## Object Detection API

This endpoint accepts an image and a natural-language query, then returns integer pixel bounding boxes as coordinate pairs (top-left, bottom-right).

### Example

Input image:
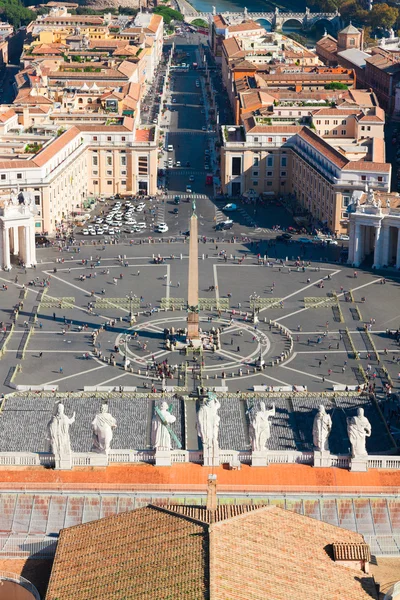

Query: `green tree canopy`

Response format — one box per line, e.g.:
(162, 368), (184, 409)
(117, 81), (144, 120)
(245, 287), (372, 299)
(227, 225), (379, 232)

(368, 3), (398, 29)
(0, 0), (35, 28)
(153, 6), (183, 24)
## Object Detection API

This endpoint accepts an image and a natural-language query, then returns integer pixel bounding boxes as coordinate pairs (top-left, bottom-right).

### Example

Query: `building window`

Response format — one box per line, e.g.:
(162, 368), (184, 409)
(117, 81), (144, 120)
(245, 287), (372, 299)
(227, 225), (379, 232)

(350, 38), (355, 46)
(107, 170), (112, 176)
(281, 157), (287, 167)
(0, 174), (5, 180)
(253, 156), (259, 167)
(342, 195), (350, 207)
(138, 156), (148, 176)
(121, 156), (127, 166)
(93, 180), (98, 185)
(35, 195), (40, 205)
(268, 137), (272, 142)
(92, 155), (98, 166)
(267, 171), (273, 177)
(107, 156), (112, 166)
(282, 138), (287, 142)
(341, 120), (347, 125)
(92, 170), (98, 175)
(333, 130), (337, 135)
(121, 170), (127, 175)
(231, 157), (241, 176)
(267, 156), (273, 167)
(93, 136), (97, 141)
(324, 130), (329, 135)
(361, 175), (366, 181)
(333, 120), (338, 125)
(17, 173), (22, 179)
(121, 180), (126, 185)
(281, 171), (287, 177)
(107, 136), (112, 141)
(122, 136), (126, 141)
(254, 137), (258, 142)
(361, 126), (365, 131)
(253, 181), (258, 186)
(267, 181), (272, 186)
(378, 176), (383, 182)
(107, 180), (112, 185)
(253, 171), (259, 177)
(341, 130), (346, 135)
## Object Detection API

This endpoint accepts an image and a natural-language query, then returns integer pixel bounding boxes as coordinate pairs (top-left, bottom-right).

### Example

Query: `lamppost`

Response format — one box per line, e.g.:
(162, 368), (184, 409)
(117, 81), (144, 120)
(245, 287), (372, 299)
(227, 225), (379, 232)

(126, 291), (135, 319)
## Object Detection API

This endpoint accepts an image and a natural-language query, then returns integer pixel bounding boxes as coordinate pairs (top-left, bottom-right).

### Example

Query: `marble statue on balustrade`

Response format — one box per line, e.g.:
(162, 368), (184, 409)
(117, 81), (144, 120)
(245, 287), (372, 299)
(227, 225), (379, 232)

(151, 401), (176, 451)
(47, 402), (75, 469)
(249, 402), (276, 452)
(92, 403), (117, 455)
(197, 392), (220, 462)
(347, 408), (371, 458)
(312, 405), (332, 453)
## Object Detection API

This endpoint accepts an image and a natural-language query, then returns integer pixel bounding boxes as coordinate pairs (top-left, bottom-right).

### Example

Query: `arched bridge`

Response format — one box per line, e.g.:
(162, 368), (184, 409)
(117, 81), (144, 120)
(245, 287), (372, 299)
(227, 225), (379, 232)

(184, 7), (342, 33)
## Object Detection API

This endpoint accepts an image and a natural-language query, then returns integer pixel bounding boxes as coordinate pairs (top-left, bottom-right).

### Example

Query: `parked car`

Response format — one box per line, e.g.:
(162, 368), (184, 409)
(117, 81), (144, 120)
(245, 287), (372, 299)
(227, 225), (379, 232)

(223, 203), (237, 212)
(276, 233), (292, 241)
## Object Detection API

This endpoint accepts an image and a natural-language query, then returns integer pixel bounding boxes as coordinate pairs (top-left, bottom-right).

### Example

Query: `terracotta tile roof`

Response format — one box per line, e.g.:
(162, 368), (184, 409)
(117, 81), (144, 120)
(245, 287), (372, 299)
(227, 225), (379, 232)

(45, 504), (377, 600)
(45, 506), (208, 600)
(313, 108), (357, 116)
(297, 127), (349, 168)
(118, 60), (138, 79)
(211, 506), (377, 600)
(213, 14), (226, 28)
(222, 37), (243, 58)
(228, 21), (262, 33)
(343, 160), (391, 172)
(42, 15), (104, 24)
(0, 108), (16, 123)
(135, 128), (153, 141)
(32, 127), (80, 167)
(359, 114), (384, 122)
(147, 14), (163, 33)
(316, 34), (338, 53)
(333, 542), (371, 562)
(166, 504), (260, 523)
(0, 159), (36, 170)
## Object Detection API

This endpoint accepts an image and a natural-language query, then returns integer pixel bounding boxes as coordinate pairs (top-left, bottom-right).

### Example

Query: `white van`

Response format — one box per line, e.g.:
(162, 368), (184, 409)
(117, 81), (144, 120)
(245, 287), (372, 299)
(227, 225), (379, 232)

(167, 144), (173, 152)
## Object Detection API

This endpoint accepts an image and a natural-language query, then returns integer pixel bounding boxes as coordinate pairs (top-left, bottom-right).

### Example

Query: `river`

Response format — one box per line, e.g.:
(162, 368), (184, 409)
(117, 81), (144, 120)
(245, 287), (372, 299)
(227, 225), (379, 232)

(189, 0), (307, 14)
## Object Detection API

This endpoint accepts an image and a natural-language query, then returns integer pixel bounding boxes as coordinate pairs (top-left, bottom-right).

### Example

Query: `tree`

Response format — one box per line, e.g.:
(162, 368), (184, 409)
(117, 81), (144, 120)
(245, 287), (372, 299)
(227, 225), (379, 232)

(0, 0), (35, 28)
(325, 81), (349, 89)
(368, 3), (399, 29)
(191, 18), (208, 28)
(153, 6), (184, 24)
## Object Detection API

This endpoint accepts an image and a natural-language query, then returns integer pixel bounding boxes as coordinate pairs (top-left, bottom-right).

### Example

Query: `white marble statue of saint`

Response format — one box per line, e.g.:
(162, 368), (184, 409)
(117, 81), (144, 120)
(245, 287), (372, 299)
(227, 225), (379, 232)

(47, 403), (75, 462)
(92, 403), (117, 455)
(347, 408), (371, 458)
(312, 405), (332, 452)
(249, 401), (275, 452)
(197, 392), (220, 452)
(151, 401), (176, 451)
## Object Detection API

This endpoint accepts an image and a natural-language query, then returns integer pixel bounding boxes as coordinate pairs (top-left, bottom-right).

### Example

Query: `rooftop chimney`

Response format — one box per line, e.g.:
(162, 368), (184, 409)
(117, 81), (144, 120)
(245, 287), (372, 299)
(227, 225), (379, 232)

(332, 542), (371, 573)
(206, 474), (217, 512)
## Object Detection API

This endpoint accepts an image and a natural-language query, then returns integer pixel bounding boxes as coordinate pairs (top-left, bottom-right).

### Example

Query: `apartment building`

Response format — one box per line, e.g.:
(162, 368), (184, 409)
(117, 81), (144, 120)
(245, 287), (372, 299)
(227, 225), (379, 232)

(0, 109), (157, 234)
(220, 29), (355, 124)
(220, 113), (390, 235)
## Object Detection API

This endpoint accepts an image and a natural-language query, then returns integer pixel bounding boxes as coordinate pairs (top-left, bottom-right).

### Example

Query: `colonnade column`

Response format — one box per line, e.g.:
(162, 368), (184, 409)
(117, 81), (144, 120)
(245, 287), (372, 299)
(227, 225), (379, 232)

(29, 224), (36, 267)
(396, 230), (400, 270)
(354, 222), (363, 266)
(24, 225), (32, 267)
(373, 224), (382, 269)
(348, 220), (355, 264)
(12, 226), (19, 256)
(2, 226), (10, 270)
(381, 225), (390, 268)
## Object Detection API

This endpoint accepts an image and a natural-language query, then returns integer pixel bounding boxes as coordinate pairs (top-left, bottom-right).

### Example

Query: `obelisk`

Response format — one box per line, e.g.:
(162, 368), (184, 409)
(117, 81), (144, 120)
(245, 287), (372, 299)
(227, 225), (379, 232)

(187, 198), (199, 340)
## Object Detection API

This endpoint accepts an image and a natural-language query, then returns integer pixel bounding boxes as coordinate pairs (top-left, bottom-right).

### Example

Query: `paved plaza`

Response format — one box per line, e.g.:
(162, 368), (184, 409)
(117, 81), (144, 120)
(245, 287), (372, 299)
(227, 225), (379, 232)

(0, 239), (399, 397)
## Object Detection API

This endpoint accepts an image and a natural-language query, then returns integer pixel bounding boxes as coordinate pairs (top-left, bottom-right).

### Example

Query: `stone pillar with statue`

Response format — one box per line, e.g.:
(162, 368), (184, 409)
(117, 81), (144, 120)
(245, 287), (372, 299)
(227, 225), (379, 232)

(197, 392), (221, 467)
(0, 191), (38, 270)
(313, 405), (333, 467)
(151, 401), (180, 466)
